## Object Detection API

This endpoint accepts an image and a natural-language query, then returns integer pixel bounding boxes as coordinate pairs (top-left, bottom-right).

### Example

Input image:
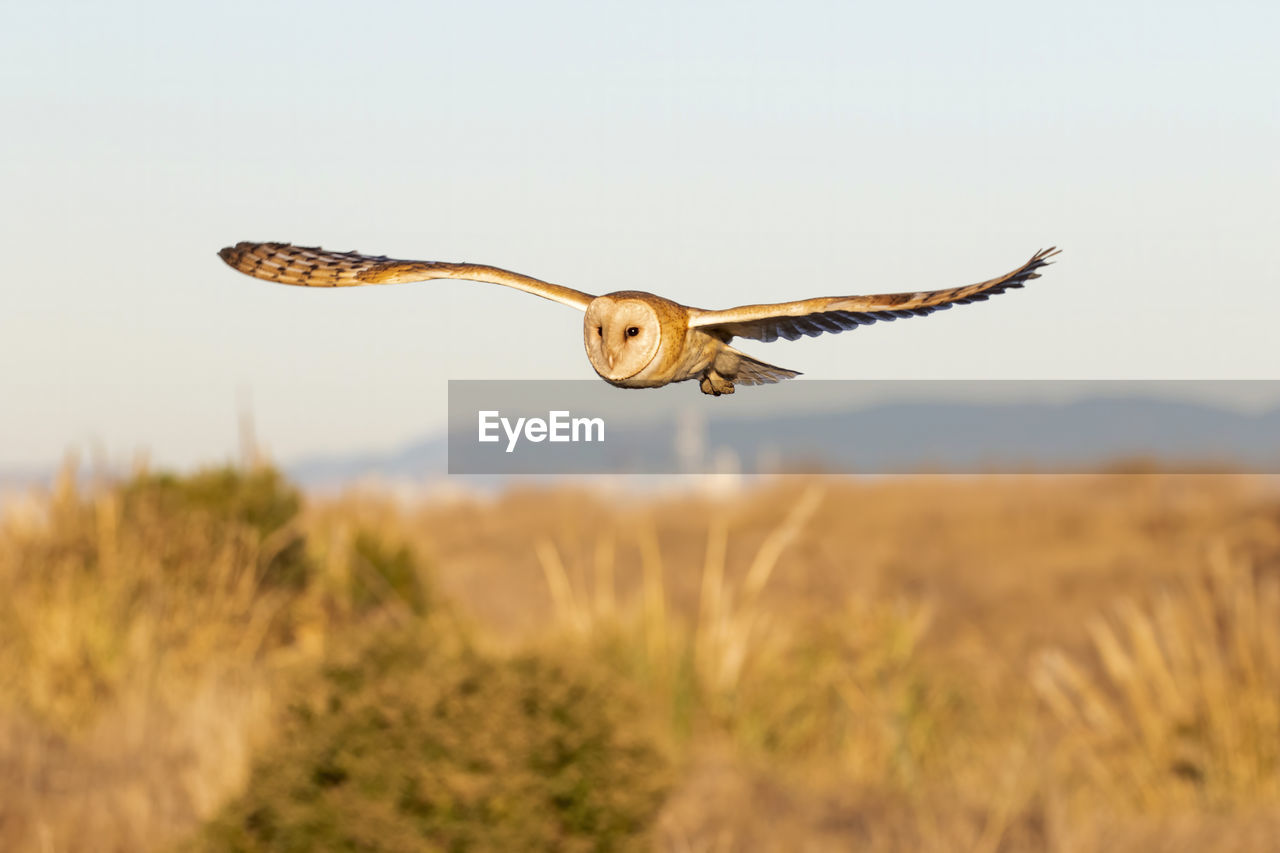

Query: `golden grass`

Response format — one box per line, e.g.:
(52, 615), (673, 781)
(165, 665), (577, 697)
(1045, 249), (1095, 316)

(409, 474), (1280, 850)
(3, 470), (1280, 850)
(0, 464), (441, 852)
(0, 471), (278, 851)
(1035, 542), (1280, 812)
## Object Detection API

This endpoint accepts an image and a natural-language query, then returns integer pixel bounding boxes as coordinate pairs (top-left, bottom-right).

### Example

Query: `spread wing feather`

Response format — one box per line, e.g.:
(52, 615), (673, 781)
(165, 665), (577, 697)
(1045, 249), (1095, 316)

(688, 248), (1060, 343)
(217, 242), (595, 311)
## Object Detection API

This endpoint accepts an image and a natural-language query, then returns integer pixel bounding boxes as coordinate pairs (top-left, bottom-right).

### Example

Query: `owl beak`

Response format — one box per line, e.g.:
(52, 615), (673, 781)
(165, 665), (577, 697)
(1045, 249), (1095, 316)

(605, 350), (615, 369)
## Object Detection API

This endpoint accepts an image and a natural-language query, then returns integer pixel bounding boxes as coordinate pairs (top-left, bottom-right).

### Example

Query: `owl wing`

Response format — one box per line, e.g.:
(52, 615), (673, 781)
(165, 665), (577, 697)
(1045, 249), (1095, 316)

(217, 242), (596, 311)
(687, 248), (1059, 343)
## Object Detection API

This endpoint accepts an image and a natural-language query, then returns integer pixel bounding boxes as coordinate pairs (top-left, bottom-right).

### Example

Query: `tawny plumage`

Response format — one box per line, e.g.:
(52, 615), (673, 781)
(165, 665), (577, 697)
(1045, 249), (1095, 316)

(218, 242), (1060, 396)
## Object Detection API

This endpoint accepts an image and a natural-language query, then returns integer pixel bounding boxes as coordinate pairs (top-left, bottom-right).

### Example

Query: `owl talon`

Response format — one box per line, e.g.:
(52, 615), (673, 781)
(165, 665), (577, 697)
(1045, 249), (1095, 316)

(700, 374), (735, 396)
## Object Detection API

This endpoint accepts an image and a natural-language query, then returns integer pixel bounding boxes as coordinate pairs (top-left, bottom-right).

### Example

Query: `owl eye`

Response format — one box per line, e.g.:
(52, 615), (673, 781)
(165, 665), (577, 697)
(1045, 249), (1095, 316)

(626, 326), (640, 337)
(597, 326), (603, 337)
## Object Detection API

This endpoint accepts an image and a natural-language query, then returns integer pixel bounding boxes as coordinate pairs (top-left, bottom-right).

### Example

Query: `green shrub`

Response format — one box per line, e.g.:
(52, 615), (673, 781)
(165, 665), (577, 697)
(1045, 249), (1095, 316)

(123, 466), (300, 535)
(123, 465), (311, 589)
(194, 631), (673, 852)
(350, 530), (432, 617)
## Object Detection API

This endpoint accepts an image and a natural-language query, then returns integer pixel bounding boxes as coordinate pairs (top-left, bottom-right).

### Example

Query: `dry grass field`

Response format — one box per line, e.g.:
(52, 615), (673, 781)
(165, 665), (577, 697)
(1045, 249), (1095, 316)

(3, 466), (1280, 851)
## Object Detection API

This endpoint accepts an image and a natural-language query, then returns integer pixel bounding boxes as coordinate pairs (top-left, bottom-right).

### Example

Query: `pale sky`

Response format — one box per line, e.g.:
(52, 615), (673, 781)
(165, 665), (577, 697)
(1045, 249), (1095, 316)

(2, 0), (1277, 470)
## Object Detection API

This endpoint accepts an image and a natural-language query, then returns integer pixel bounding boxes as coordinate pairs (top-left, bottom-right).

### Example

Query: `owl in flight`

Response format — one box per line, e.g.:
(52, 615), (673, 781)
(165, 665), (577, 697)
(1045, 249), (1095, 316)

(218, 242), (1059, 396)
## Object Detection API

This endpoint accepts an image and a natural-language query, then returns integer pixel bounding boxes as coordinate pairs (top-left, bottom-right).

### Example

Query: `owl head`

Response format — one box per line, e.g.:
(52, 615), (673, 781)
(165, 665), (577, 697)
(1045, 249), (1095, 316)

(582, 294), (665, 381)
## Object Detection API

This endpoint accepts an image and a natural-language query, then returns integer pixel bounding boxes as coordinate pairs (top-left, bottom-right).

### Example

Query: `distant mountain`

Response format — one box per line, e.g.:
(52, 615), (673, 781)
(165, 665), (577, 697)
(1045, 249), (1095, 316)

(284, 395), (1280, 485)
(287, 438), (448, 487)
(699, 397), (1280, 474)
(10, 394), (1271, 491)
(0, 466), (56, 492)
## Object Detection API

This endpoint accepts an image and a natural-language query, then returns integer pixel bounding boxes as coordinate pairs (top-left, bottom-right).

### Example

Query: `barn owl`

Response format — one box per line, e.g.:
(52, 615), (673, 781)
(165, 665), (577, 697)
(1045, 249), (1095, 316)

(218, 242), (1059, 396)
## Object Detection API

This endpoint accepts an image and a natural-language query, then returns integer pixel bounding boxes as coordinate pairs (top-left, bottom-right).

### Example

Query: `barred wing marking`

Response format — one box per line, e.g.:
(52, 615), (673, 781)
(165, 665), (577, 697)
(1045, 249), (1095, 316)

(217, 242), (595, 311)
(688, 248), (1060, 343)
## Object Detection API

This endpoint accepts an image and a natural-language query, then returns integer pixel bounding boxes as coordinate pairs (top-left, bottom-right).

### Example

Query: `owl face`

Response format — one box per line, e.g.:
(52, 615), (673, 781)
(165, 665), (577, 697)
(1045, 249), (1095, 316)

(583, 296), (663, 381)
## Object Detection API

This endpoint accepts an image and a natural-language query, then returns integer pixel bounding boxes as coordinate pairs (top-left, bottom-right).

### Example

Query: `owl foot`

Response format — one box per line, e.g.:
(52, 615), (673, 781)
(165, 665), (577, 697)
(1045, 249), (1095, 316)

(699, 373), (736, 396)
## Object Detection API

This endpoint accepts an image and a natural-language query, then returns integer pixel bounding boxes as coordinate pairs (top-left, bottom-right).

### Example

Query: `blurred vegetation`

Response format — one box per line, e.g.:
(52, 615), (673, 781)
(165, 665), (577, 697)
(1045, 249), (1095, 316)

(0, 464), (672, 853)
(1035, 544), (1280, 810)
(349, 530), (432, 618)
(195, 631), (671, 852)
(122, 465), (311, 590)
(3, 469), (1280, 851)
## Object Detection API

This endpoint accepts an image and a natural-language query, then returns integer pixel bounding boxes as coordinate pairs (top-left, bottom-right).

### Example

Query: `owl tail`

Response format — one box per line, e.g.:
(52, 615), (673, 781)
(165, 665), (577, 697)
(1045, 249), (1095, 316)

(714, 345), (802, 386)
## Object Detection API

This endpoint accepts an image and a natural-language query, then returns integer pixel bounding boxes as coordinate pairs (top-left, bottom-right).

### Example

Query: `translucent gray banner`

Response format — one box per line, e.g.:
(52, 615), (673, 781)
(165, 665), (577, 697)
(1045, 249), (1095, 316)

(447, 380), (1280, 475)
